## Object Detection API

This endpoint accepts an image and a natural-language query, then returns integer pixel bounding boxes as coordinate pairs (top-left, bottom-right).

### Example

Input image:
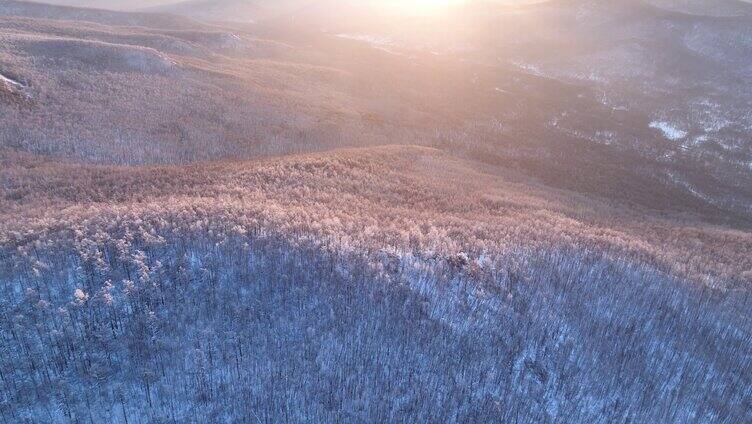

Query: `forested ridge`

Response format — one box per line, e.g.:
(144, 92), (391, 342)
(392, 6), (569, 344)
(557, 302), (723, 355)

(2, 146), (751, 422)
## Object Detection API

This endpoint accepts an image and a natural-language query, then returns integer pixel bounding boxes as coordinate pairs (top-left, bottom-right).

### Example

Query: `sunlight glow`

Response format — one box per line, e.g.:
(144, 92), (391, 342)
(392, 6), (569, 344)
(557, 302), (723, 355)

(379, 0), (538, 16)
(383, 0), (469, 15)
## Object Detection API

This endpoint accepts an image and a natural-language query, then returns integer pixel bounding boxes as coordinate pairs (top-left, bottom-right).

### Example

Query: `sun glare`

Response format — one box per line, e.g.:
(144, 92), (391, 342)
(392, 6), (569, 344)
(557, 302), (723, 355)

(384, 0), (468, 15)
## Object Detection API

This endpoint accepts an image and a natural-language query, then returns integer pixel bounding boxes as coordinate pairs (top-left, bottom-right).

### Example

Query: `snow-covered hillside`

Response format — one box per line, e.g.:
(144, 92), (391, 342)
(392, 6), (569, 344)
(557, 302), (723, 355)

(1, 1), (752, 422)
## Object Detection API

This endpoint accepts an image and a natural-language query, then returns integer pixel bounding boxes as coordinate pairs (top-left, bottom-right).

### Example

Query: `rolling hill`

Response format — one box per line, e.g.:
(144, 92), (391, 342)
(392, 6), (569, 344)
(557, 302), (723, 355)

(2, 145), (751, 422)
(2, 0), (751, 221)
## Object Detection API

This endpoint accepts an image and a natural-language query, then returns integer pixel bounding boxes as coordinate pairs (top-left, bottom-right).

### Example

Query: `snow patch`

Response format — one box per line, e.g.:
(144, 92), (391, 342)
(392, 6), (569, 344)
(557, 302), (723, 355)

(335, 33), (403, 56)
(0, 72), (24, 89)
(512, 61), (544, 77)
(336, 34), (389, 44)
(650, 121), (687, 141)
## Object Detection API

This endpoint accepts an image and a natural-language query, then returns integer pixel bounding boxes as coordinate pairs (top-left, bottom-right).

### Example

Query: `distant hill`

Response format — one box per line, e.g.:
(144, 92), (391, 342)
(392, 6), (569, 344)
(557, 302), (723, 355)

(644, 0), (752, 16)
(2, 0), (751, 221)
(0, 0), (204, 28)
(18, 0), (177, 10)
(147, 0), (312, 23)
